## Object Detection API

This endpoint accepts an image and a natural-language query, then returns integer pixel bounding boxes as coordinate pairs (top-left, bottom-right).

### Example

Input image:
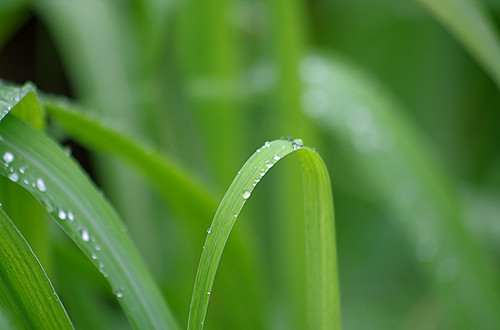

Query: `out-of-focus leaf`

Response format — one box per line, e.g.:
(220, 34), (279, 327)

(413, 0), (500, 89)
(300, 53), (500, 328)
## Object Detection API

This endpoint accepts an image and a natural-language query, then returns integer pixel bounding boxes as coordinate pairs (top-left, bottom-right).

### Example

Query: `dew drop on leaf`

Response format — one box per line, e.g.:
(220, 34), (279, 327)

(3, 151), (14, 164)
(8, 172), (19, 182)
(36, 178), (47, 192)
(57, 208), (67, 220)
(242, 190), (251, 199)
(81, 228), (90, 242)
(292, 138), (304, 150)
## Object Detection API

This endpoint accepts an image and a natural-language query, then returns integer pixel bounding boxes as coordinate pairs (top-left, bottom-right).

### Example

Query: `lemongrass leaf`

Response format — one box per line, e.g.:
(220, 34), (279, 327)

(0, 207), (73, 329)
(0, 114), (178, 329)
(188, 139), (340, 330)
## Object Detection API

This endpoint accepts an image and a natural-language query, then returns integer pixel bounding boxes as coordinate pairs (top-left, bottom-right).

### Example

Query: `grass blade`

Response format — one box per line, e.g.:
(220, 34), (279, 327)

(188, 139), (340, 330)
(0, 114), (178, 329)
(413, 0), (500, 89)
(0, 82), (51, 270)
(0, 207), (73, 329)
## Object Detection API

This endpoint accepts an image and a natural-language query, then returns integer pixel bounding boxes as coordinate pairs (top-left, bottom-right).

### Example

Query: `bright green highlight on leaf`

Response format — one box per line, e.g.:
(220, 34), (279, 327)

(188, 139), (340, 330)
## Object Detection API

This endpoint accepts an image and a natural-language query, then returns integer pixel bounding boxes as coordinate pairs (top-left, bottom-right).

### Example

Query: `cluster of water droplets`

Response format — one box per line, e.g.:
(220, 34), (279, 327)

(202, 138), (309, 303)
(0, 148), (111, 282)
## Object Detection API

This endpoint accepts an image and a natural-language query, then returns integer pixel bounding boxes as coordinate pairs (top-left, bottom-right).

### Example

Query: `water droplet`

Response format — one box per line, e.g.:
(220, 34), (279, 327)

(264, 141), (271, 148)
(95, 245), (101, 251)
(8, 172), (19, 182)
(114, 290), (123, 298)
(3, 152), (14, 164)
(92, 253), (97, 260)
(242, 190), (251, 199)
(255, 177), (260, 183)
(19, 167), (25, 174)
(273, 154), (280, 161)
(207, 291), (211, 295)
(81, 228), (90, 242)
(292, 139), (304, 150)
(36, 178), (47, 192)
(67, 211), (74, 221)
(256, 148), (261, 153)
(57, 208), (67, 220)
(259, 169), (266, 176)
(63, 146), (72, 157)
(265, 161), (273, 169)
(207, 228), (212, 234)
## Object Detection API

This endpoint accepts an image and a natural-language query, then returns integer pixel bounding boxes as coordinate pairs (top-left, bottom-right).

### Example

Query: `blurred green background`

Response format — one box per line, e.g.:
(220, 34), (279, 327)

(0, 0), (499, 329)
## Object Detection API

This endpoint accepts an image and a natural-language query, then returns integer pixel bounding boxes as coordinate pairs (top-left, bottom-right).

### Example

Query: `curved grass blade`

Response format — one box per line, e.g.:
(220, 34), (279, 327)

(0, 207), (73, 329)
(0, 115), (178, 329)
(188, 139), (340, 330)
(413, 0), (500, 89)
(300, 53), (500, 327)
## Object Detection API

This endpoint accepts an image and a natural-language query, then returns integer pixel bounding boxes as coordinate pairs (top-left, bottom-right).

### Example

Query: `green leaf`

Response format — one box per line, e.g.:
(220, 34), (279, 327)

(0, 207), (73, 329)
(0, 115), (179, 329)
(413, 0), (500, 89)
(188, 139), (340, 330)
(0, 82), (51, 270)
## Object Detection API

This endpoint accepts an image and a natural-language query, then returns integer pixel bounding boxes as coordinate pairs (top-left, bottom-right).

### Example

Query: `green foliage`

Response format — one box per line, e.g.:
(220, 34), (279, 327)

(0, 0), (499, 329)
